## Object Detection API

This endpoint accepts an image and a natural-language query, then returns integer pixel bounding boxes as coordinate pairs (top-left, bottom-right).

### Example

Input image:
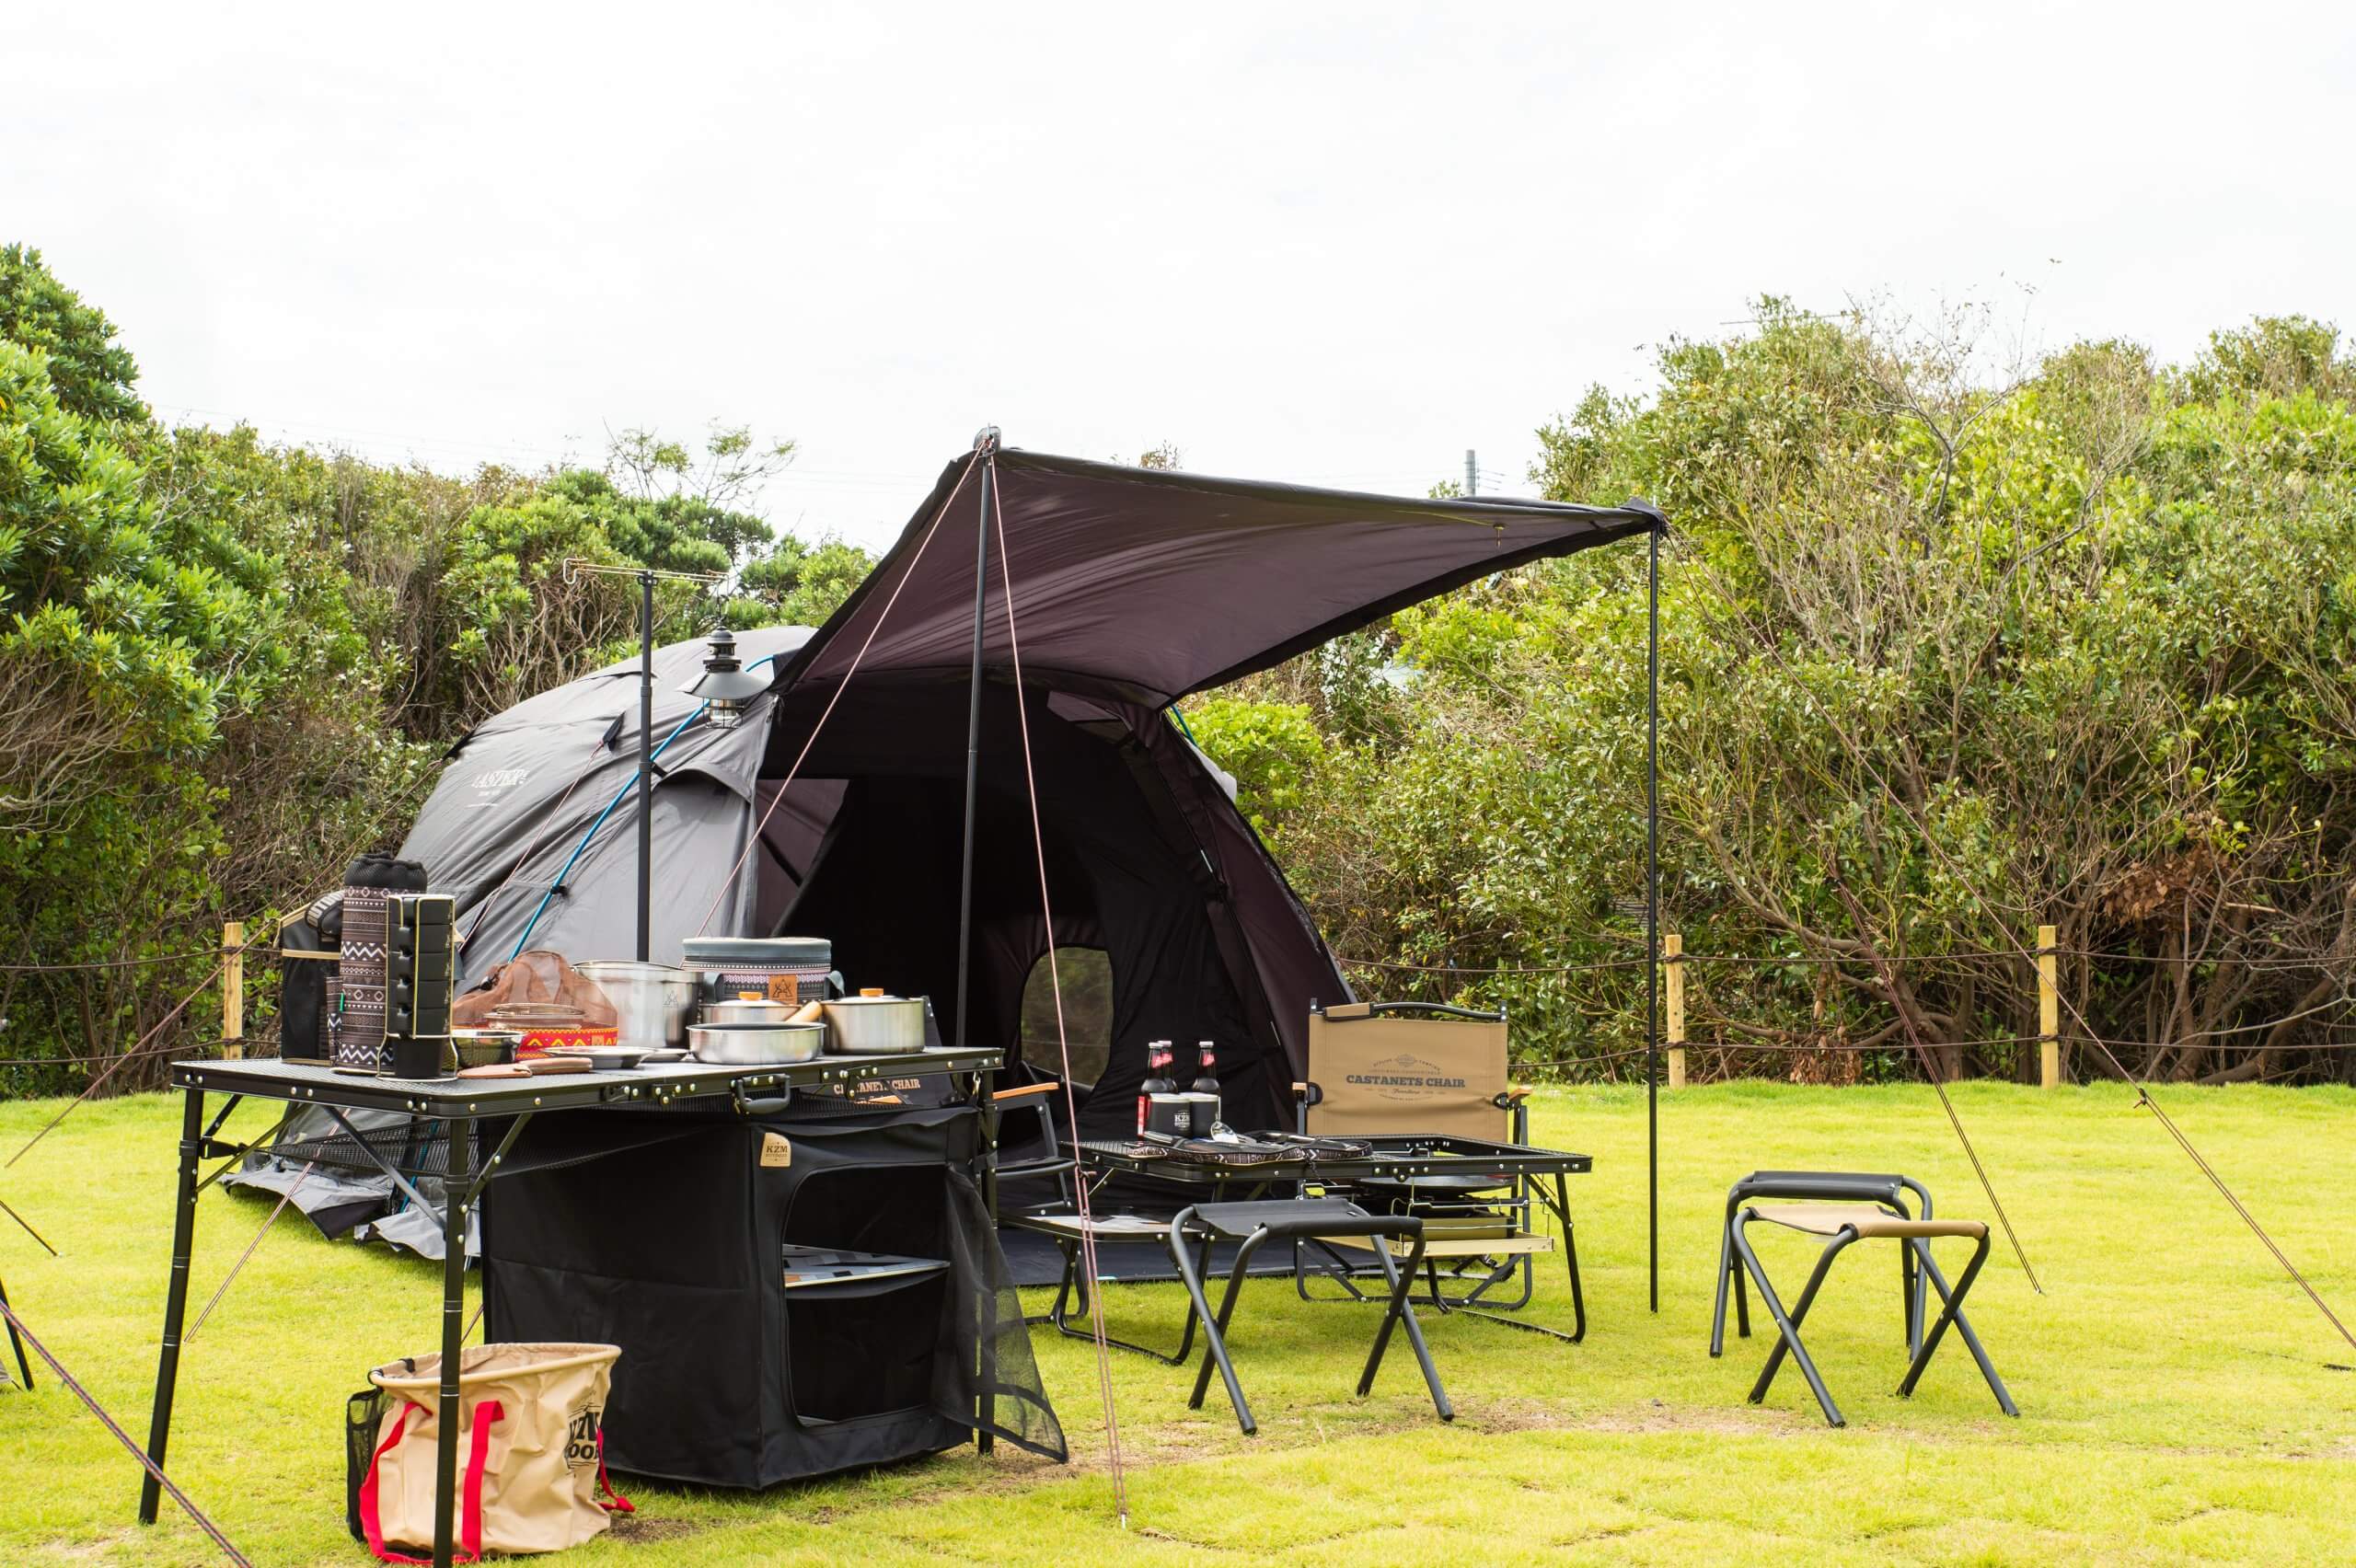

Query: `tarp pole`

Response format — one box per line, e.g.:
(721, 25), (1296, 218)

(1644, 506), (1663, 1313)
(954, 428), (1000, 1050)
(636, 569), (655, 963)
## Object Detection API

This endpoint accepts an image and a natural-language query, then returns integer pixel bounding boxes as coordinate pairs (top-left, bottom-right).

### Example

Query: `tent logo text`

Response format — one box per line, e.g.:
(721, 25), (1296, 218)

(470, 767), (530, 791)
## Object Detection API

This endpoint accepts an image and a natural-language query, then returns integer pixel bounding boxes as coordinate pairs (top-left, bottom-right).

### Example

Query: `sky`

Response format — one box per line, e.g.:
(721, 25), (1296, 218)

(8, 2), (2355, 550)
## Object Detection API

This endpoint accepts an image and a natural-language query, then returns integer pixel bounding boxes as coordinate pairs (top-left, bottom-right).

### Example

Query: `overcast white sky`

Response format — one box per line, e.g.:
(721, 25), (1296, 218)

(9, 3), (2354, 549)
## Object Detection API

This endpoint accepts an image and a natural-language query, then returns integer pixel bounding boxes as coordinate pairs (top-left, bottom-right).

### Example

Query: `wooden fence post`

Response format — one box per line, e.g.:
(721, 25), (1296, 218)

(2036, 923), (2058, 1089)
(222, 920), (245, 1062)
(1665, 931), (1686, 1090)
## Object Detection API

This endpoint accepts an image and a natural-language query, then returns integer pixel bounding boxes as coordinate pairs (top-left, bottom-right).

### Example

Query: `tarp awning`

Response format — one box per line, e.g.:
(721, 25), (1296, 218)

(779, 447), (1657, 706)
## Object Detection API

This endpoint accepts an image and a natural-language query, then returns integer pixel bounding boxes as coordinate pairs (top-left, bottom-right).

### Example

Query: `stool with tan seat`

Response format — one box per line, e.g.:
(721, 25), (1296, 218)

(1720, 1170), (2018, 1427)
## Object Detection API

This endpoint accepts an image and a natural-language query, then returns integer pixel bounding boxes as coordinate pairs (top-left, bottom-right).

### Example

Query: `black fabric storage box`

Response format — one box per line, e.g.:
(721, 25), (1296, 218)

(480, 1098), (1061, 1489)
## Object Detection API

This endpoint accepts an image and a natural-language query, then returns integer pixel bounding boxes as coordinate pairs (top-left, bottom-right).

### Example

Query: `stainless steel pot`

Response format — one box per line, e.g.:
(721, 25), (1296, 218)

(821, 991), (928, 1055)
(687, 1021), (827, 1064)
(576, 961), (699, 1051)
(702, 997), (803, 1026)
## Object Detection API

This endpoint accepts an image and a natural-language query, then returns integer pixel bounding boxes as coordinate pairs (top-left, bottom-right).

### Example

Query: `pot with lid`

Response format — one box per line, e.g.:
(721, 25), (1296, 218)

(681, 936), (834, 1007)
(821, 990), (929, 1055)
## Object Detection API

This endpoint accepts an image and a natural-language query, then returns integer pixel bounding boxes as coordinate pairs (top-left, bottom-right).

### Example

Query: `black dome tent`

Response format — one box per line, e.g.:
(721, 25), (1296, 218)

(397, 444), (1659, 1144)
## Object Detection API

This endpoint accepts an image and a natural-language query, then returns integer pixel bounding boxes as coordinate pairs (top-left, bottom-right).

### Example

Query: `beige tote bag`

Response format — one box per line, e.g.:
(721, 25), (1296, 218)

(360, 1342), (629, 1562)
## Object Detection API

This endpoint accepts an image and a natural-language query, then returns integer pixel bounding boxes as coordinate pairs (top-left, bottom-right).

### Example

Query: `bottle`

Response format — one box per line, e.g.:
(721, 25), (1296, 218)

(1138, 1042), (1174, 1133)
(1191, 1041), (1221, 1130)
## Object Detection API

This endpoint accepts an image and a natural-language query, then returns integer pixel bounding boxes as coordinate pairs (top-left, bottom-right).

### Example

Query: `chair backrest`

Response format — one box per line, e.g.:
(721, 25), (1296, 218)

(1303, 1002), (1507, 1138)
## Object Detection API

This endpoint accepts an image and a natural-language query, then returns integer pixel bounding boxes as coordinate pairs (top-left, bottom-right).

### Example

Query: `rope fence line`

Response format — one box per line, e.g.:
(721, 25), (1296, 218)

(0, 940), (279, 975)
(1339, 947), (2353, 975)
(8, 940), (2341, 979)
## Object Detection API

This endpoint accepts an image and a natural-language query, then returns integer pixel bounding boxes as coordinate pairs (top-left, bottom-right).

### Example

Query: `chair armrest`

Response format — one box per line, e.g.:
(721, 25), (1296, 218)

(1502, 1086), (1532, 1101)
(992, 1081), (1061, 1103)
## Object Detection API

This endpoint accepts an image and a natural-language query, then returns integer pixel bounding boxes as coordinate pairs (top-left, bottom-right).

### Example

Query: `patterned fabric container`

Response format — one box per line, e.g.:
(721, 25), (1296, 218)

(335, 887), (392, 1073)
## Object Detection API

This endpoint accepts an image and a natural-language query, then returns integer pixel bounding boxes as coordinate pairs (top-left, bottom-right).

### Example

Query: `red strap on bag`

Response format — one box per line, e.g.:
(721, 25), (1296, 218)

(358, 1398), (503, 1564)
(595, 1426), (634, 1514)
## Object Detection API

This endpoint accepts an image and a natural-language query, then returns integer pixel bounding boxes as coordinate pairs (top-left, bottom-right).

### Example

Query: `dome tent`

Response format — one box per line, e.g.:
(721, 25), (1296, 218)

(234, 444), (1658, 1249)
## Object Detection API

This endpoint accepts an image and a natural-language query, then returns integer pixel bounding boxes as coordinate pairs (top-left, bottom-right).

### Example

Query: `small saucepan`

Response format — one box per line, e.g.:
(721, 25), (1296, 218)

(821, 990), (929, 1055)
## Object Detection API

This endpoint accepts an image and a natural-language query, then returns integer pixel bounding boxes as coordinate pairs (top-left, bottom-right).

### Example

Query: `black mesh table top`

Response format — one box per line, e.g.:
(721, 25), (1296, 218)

(175, 1049), (1000, 1117)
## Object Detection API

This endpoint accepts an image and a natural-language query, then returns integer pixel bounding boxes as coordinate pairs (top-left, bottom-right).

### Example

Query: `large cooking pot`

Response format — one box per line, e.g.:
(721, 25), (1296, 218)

(576, 961), (699, 1051)
(821, 991), (928, 1055)
(687, 1021), (827, 1064)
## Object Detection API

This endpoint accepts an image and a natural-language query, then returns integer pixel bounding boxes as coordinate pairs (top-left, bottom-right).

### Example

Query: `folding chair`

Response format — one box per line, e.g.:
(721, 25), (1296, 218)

(1717, 1171), (2018, 1427)
(1293, 1000), (1584, 1341)
(989, 1078), (1077, 1216)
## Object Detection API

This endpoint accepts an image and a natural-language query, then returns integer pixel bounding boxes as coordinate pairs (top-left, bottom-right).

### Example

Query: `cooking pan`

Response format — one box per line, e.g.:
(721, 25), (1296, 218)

(687, 1021), (827, 1065)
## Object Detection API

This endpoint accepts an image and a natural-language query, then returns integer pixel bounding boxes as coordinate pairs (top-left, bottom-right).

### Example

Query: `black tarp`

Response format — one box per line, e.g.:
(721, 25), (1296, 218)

(393, 449), (1653, 1113)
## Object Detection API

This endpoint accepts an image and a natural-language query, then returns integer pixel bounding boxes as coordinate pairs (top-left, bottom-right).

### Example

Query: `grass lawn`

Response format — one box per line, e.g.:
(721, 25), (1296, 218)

(0, 1081), (2352, 1564)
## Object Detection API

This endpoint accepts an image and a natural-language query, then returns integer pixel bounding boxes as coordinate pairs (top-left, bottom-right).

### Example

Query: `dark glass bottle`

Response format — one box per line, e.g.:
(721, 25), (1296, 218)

(1191, 1041), (1220, 1099)
(1138, 1041), (1174, 1133)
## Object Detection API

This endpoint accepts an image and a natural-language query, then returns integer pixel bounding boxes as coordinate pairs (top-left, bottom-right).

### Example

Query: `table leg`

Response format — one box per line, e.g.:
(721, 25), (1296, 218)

(977, 1066), (997, 1457)
(431, 1117), (472, 1568)
(139, 1087), (204, 1525)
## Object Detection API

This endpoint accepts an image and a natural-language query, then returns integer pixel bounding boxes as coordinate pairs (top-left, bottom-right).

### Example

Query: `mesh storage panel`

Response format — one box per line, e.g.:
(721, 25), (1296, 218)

(344, 1385), (388, 1542)
(937, 1170), (1066, 1462)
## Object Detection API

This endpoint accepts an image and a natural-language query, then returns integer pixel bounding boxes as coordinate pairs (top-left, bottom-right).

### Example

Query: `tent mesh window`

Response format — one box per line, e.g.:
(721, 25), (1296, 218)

(1018, 946), (1113, 1087)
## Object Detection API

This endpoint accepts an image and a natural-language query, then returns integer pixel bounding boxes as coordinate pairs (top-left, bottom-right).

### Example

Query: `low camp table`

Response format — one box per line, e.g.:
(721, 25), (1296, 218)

(1078, 1134), (1594, 1339)
(139, 1051), (999, 1568)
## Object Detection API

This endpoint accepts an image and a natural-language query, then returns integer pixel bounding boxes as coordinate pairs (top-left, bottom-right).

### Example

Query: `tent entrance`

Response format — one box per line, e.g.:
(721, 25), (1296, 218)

(753, 680), (1287, 1136)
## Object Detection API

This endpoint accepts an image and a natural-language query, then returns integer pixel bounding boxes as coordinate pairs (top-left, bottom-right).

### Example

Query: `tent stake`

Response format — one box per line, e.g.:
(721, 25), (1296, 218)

(954, 428), (999, 1054)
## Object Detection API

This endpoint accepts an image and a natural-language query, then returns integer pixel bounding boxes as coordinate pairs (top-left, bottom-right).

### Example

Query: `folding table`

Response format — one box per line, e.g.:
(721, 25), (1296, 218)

(1168, 1197), (1447, 1435)
(140, 1050), (999, 1568)
(1080, 1133), (1592, 1338)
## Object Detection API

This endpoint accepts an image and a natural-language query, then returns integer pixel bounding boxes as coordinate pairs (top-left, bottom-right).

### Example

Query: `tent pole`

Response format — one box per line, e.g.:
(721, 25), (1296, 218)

(1645, 510), (1662, 1314)
(954, 429), (999, 1051)
(636, 569), (654, 963)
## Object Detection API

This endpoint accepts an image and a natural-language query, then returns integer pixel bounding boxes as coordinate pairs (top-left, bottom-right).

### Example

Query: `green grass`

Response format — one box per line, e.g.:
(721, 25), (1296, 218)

(1, 1082), (2352, 1564)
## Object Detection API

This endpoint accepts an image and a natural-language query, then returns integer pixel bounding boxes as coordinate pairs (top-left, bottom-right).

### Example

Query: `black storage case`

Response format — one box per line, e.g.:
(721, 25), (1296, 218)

(480, 1097), (1062, 1489)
